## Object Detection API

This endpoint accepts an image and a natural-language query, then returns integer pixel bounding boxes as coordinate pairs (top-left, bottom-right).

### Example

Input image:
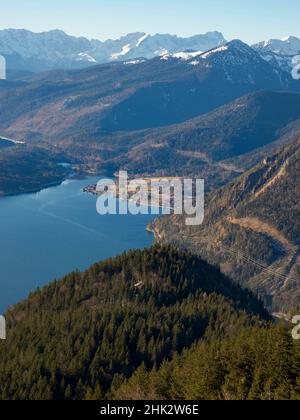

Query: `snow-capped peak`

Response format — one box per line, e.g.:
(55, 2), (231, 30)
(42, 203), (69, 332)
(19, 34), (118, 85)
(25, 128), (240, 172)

(200, 45), (228, 59)
(253, 36), (300, 56)
(160, 50), (204, 61)
(108, 31), (226, 63)
(110, 44), (132, 60)
(0, 28), (226, 72)
(123, 59), (146, 65)
(252, 35), (300, 72)
(281, 35), (300, 43)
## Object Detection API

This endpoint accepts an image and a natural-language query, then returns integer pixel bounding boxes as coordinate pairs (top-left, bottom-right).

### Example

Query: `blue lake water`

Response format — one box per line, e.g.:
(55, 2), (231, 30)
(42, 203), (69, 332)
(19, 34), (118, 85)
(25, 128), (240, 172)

(0, 177), (154, 312)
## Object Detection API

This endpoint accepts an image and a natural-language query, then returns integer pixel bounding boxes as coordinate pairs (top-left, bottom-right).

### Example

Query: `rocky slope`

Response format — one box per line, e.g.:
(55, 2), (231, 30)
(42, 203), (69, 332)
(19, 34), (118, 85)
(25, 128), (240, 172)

(253, 36), (300, 72)
(153, 136), (300, 312)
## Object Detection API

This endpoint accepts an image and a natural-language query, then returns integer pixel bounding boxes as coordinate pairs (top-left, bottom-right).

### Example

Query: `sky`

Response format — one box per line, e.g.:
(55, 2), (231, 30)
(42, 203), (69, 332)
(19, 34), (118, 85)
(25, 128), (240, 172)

(0, 0), (299, 44)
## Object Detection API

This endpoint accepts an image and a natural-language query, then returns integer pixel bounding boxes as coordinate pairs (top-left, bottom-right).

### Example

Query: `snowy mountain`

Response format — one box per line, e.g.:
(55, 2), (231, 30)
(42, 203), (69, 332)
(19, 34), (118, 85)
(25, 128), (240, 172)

(112, 31), (226, 60)
(162, 40), (265, 68)
(0, 29), (226, 73)
(253, 36), (300, 72)
(2, 28), (299, 77)
(1, 39), (297, 140)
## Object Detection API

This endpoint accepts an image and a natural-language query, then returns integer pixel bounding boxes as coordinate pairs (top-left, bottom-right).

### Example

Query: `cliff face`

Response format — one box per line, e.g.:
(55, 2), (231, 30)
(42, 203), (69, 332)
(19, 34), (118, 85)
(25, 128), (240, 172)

(154, 137), (300, 312)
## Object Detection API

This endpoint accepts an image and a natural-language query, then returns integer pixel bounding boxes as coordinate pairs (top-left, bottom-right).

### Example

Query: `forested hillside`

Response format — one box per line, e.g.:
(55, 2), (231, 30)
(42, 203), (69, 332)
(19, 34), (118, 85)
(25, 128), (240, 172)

(154, 136), (300, 311)
(116, 325), (300, 400)
(0, 145), (69, 196)
(97, 91), (300, 190)
(0, 246), (268, 400)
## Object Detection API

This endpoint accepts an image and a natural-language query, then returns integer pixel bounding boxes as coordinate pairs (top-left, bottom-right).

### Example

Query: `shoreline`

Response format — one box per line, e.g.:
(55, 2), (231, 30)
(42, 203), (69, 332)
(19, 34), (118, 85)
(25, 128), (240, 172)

(0, 174), (155, 313)
(0, 169), (111, 199)
(0, 178), (67, 199)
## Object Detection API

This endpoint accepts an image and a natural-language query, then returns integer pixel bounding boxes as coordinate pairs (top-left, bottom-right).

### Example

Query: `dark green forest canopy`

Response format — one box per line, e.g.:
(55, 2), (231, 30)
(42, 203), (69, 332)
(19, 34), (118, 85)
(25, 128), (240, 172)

(0, 245), (268, 400)
(116, 324), (300, 401)
(0, 145), (69, 196)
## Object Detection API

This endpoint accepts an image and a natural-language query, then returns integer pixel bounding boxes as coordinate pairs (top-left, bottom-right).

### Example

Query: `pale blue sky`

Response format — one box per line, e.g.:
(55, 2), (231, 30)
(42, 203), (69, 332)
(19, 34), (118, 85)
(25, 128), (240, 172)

(0, 0), (299, 44)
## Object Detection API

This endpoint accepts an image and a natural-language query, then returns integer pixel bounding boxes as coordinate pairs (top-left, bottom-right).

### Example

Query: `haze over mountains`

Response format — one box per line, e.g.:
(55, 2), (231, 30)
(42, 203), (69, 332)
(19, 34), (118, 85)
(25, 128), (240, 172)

(0, 29), (225, 73)
(0, 28), (300, 75)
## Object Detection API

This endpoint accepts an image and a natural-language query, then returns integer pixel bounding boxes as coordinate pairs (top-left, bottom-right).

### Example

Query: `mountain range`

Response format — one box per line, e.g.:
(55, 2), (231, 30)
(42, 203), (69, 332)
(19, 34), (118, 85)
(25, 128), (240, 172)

(1, 39), (300, 196)
(253, 36), (300, 72)
(0, 40), (297, 139)
(0, 29), (225, 74)
(1, 29), (300, 76)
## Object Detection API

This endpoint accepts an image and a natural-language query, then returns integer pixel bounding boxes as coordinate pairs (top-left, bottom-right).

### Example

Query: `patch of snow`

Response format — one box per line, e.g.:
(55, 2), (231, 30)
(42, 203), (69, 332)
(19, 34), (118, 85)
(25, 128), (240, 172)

(77, 52), (97, 63)
(136, 33), (149, 47)
(201, 45), (228, 59)
(111, 44), (131, 60)
(254, 36), (300, 56)
(172, 51), (203, 60)
(253, 36), (300, 71)
(189, 60), (200, 66)
(160, 50), (203, 62)
(281, 35), (292, 42)
(157, 49), (169, 56)
(123, 59), (146, 65)
(0, 136), (25, 145)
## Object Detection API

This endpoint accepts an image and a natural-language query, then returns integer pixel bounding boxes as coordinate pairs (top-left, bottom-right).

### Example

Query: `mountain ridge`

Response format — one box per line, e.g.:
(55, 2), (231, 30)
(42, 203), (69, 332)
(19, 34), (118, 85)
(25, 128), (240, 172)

(153, 136), (300, 311)
(0, 40), (297, 140)
(0, 245), (268, 400)
(1, 28), (300, 75)
(62, 90), (300, 191)
(253, 35), (300, 72)
(0, 28), (226, 73)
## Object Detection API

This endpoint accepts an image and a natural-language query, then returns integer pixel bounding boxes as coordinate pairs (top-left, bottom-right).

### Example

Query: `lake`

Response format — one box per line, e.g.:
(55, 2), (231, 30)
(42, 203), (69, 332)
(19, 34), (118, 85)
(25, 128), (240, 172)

(0, 177), (154, 312)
